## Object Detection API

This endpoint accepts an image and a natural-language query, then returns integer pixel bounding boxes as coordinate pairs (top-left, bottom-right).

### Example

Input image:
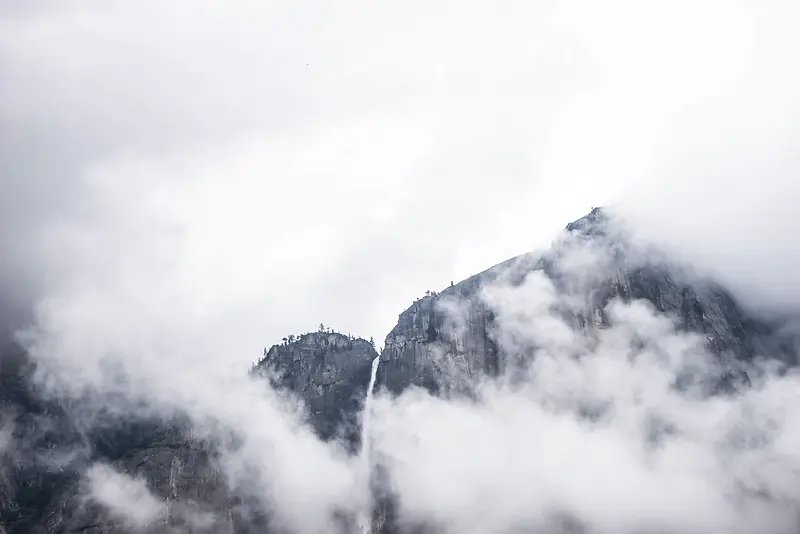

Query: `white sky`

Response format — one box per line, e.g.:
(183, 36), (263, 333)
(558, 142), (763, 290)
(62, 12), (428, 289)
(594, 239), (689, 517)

(5, 4), (800, 532)
(2, 1), (799, 358)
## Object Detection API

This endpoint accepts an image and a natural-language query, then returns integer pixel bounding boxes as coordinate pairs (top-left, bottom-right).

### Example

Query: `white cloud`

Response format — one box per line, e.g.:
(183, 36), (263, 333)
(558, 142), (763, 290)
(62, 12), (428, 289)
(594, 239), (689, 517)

(370, 253), (800, 534)
(3, 1), (799, 338)
(86, 463), (164, 529)
(2, 2), (800, 533)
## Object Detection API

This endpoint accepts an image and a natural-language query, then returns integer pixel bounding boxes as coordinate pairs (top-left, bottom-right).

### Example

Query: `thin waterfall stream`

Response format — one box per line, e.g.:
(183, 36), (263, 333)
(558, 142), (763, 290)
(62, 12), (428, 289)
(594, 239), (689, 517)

(356, 355), (381, 534)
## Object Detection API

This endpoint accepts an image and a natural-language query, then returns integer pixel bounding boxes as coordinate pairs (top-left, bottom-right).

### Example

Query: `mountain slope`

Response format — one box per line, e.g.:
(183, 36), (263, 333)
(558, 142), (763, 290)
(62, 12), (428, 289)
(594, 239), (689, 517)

(377, 208), (790, 397)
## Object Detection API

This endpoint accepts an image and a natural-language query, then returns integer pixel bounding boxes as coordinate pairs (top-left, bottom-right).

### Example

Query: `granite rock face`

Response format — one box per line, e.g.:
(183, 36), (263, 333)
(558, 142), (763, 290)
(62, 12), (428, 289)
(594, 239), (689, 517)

(0, 340), (84, 534)
(45, 422), (249, 534)
(254, 331), (378, 443)
(377, 207), (792, 396)
(0, 356), (241, 534)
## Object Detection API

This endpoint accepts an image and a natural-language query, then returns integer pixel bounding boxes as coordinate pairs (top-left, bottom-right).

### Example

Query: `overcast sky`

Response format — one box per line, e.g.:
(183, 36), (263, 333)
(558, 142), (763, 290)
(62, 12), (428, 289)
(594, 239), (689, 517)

(5, 3), (800, 532)
(2, 0), (799, 353)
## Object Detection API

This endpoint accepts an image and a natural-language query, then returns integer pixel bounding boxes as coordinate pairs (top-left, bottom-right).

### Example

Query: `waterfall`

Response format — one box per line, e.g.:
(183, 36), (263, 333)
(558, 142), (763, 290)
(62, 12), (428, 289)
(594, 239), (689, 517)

(357, 355), (381, 534)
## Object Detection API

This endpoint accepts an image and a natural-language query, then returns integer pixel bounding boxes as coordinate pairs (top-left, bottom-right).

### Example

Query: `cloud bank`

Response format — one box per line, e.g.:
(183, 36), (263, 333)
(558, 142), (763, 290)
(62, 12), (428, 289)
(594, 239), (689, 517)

(1, 1), (799, 533)
(17, 220), (800, 533)
(372, 264), (800, 534)
(2, 1), (797, 340)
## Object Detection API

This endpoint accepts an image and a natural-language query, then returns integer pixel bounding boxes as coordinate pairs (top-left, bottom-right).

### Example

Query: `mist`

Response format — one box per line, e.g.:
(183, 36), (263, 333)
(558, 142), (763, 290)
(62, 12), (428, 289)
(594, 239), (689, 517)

(371, 261), (800, 533)
(21, 220), (800, 533)
(2, 1), (800, 533)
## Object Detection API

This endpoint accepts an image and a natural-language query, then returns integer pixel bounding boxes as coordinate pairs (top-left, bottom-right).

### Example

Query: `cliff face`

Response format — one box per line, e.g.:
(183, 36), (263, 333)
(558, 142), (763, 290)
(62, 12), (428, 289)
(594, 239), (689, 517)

(49, 421), (252, 534)
(0, 340), (84, 534)
(377, 208), (791, 396)
(378, 262), (510, 395)
(0, 362), (241, 534)
(254, 331), (378, 443)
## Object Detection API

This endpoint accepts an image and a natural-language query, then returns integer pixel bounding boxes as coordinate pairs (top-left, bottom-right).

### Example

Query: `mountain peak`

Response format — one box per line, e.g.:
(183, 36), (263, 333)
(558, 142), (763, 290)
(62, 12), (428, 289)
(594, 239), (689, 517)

(564, 206), (609, 235)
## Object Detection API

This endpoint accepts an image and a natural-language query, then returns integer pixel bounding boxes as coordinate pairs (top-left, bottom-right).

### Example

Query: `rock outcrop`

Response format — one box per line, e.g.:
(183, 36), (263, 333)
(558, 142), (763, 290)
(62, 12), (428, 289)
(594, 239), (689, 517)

(253, 331), (378, 443)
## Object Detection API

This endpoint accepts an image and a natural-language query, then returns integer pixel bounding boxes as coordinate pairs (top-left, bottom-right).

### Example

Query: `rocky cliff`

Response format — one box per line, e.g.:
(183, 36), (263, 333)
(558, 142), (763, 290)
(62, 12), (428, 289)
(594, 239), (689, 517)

(253, 331), (378, 444)
(377, 208), (792, 397)
(0, 350), (242, 533)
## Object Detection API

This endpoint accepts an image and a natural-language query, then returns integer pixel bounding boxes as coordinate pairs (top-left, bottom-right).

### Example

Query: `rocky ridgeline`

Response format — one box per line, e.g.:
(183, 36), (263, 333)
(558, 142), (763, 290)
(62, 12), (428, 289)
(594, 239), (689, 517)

(377, 208), (790, 402)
